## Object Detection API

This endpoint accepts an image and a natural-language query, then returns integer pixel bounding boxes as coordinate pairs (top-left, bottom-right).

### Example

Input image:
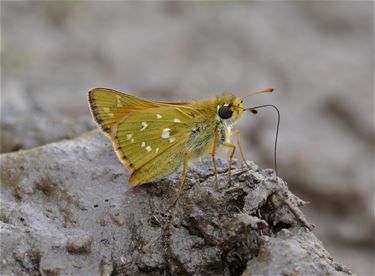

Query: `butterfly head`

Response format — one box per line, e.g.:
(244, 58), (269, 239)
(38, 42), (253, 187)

(216, 94), (244, 123)
(216, 88), (274, 123)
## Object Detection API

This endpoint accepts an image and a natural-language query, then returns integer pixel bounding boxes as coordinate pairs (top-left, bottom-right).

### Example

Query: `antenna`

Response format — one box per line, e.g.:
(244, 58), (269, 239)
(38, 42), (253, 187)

(241, 87), (274, 101)
(245, 104), (280, 178)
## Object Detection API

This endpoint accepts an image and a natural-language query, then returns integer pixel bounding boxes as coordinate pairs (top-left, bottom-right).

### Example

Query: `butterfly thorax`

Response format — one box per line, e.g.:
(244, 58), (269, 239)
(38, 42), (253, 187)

(186, 94), (244, 157)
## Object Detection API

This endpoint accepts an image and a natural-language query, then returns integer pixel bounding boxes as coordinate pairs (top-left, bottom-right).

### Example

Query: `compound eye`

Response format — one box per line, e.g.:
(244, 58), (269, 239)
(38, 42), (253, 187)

(218, 105), (233, 119)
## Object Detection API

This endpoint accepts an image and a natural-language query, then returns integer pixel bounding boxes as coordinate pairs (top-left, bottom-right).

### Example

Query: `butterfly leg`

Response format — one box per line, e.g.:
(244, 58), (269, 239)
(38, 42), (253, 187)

(232, 130), (251, 169)
(222, 142), (236, 185)
(211, 130), (219, 189)
(172, 152), (189, 205)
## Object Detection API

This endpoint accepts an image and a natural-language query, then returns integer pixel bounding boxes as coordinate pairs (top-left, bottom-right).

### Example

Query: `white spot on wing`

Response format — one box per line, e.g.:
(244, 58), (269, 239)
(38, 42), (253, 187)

(169, 137), (176, 143)
(130, 138), (134, 143)
(156, 114), (162, 119)
(140, 122), (148, 131)
(156, 148), (159, 153)
(141, 142), (145, 148)
(173, 118), (181, 123)
(162, 128), (170, 138)
(146, 146), (152, 152)
(126, 134), (132, 140)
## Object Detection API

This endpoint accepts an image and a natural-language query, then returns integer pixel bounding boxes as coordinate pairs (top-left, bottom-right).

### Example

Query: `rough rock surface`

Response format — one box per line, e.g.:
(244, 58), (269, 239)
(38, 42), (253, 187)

(0, 130), (351, 275)
(0, 113), (95, 153)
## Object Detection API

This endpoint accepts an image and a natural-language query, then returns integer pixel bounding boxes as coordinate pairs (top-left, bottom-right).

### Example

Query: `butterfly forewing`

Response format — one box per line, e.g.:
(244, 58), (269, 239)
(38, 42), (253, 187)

(88, 88), (160, 134)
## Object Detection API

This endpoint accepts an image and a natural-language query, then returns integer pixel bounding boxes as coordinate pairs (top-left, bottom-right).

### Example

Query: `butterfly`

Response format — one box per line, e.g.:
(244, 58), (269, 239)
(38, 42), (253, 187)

(88, 87), (277, 203)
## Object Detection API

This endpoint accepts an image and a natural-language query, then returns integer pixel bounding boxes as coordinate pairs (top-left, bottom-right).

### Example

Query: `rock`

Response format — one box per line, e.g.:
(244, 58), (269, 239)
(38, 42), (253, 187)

(0, 81), (96, 154)
(66, 232), (92, 253)
(100, 255), (114, 276)
(0, 130), (351, 275)
(0, 113), (95, 153)
(243, 228), (352, 276)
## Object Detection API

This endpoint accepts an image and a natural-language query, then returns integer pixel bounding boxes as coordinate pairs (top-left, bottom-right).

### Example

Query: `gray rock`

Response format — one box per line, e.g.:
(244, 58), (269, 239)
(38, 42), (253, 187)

(0, 130), (351, 275)
(243, 228), (351, 276)
(0, 113), (95, 153)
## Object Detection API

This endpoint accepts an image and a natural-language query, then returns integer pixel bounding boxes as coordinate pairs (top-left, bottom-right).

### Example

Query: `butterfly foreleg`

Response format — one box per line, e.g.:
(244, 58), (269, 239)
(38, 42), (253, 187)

(172, 152), (189, 205)
(232, 130), (251, 169)
(211, 130), (219, 189)
(222, 142), (236, 186)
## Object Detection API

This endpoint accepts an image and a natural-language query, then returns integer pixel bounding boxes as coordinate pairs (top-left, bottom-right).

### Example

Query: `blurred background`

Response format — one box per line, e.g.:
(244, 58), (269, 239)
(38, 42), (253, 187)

(1, 1), (374, 274)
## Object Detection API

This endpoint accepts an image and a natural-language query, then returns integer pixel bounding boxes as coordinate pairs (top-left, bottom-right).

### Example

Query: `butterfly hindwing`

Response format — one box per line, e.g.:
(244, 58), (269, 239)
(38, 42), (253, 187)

(114, 107), (192, 185)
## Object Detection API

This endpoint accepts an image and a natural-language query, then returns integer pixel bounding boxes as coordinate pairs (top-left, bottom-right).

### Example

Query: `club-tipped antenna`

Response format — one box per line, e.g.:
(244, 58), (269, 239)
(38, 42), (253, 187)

(241, 87), (274, 101)
(245, 104), (280, 178)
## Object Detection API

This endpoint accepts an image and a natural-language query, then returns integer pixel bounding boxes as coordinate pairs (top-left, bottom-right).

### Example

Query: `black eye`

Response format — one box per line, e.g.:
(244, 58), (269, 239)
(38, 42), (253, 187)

(218, 105), (233, 119)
